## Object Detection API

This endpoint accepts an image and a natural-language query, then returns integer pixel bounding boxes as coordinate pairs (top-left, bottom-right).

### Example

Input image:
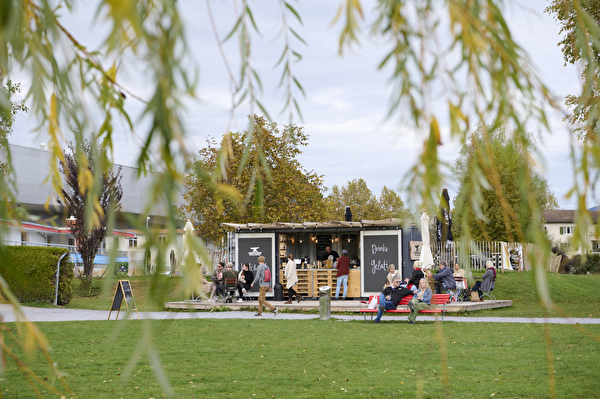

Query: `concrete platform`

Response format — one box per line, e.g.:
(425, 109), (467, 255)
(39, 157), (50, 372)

(164, 298), (512, 313)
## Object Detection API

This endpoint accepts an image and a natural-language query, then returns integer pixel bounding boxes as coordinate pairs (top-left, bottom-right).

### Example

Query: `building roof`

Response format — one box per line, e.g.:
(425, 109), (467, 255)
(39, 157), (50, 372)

(4, 143), (180, 218)
(222, 218), (409, 231)
(543, 210), (600, 223)
(1, 220), (136, 237)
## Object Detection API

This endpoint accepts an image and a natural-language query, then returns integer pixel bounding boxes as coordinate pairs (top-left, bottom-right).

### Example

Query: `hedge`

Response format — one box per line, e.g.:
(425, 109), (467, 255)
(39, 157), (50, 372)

(564, 254), (600, 275)
(0, 246), (73, 305)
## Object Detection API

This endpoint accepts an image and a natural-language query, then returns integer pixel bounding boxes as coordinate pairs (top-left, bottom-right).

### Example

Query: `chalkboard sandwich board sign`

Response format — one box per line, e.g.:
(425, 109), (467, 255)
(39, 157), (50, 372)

(108, 280), (140, 320)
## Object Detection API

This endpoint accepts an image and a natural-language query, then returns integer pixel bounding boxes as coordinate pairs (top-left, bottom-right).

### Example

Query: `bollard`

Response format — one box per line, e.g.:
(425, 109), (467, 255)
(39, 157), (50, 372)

(318, 286), (331, 320)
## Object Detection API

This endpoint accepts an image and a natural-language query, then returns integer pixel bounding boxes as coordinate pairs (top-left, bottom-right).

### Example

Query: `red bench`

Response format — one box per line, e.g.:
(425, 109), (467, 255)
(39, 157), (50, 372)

(359, 294), (451, 322)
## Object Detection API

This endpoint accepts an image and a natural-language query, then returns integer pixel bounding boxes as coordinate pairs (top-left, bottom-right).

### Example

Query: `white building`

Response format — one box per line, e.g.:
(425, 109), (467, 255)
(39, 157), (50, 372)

(543, 210), (600, 253)
(2, 144), (187, 275)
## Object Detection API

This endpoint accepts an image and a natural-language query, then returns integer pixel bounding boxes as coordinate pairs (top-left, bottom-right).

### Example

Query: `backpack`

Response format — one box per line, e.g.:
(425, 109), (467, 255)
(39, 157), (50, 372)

(263, 266), (271, 282)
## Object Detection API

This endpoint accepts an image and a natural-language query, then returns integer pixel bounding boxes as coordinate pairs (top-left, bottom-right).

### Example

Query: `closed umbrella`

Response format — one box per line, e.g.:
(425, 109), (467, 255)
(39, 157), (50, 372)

(419, 212), (434, 270)
(182, 219), (201, 299)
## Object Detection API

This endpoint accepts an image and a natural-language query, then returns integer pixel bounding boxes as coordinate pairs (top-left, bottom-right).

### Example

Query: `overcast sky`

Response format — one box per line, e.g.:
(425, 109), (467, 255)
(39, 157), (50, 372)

(8, 0), (588, 211)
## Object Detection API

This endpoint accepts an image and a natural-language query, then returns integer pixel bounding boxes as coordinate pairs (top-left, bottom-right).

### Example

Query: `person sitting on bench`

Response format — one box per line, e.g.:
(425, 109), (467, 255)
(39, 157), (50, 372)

(405, 260), (425, 292)
(408, 278), (432, 324)
(374, 276), (412, 324)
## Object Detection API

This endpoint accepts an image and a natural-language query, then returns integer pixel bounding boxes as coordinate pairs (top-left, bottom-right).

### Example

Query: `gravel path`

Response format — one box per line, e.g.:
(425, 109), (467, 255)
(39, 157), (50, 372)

(2, 304), (600, 324)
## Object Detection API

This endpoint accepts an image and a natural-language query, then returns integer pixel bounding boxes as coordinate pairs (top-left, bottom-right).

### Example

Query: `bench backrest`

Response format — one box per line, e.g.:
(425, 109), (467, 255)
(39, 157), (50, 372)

(366, 293), (451, 306)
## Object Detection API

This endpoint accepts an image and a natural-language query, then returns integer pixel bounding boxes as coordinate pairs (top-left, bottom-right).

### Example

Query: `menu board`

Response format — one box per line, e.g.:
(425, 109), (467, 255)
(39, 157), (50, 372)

(236, 233), (275, 295)
(361, 232), (401, 295)
(108, 280), (140, 320)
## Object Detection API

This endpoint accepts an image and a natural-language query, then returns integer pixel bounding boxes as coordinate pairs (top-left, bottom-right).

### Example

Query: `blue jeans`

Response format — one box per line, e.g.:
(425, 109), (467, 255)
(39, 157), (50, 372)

(335, 275), (348, 298)
(375, 293), (397, 322)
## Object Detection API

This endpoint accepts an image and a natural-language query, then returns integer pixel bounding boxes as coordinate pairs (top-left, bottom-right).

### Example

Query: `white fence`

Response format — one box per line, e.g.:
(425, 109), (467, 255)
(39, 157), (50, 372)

(430, 241), (561, 272)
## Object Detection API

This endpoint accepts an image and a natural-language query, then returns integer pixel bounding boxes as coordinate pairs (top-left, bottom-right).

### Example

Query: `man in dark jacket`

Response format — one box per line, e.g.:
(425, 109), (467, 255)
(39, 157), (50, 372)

(431, 261), (456, 294)
(374, 276), (412, 323)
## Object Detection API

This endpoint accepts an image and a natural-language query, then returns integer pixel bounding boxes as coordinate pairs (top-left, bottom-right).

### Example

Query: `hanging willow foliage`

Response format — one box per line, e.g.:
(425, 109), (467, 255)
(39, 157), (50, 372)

(1, 0), (600, 396)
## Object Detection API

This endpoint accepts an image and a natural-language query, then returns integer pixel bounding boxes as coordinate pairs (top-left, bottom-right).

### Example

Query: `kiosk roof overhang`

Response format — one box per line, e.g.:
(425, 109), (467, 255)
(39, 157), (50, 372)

(221, 218), (407, 231)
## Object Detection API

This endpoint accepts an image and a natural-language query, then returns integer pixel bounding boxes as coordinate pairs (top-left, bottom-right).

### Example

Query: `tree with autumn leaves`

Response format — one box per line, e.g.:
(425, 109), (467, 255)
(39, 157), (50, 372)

(183, 115), (328, 244)
(324, 179), (410, 221)
(57, 138), (123, 283)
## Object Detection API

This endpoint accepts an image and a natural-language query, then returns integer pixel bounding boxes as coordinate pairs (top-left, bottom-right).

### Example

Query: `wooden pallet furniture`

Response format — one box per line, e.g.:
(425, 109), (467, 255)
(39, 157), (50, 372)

(279, 269), (361, 298)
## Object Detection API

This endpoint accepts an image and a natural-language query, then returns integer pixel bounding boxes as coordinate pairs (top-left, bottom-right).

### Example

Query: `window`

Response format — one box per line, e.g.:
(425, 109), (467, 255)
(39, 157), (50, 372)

(129, 236), (137, 247)
(158, 236), (167, 245)
(559, 226), (573, 235)
(68, 237), (75, 246)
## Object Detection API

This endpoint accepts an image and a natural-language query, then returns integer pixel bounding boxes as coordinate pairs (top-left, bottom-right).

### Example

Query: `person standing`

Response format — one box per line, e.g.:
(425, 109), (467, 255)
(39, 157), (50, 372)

(322, 245), (339, 267)
(335, 249), (350, 300)
(250, 256), (277, 317)
(407, 278), (432, 324)
(284, 254), (301, 303)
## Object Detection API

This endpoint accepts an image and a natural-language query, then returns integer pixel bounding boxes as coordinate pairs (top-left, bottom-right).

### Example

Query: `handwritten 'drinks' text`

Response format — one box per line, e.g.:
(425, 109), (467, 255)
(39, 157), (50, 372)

(371, 244), (389, 254)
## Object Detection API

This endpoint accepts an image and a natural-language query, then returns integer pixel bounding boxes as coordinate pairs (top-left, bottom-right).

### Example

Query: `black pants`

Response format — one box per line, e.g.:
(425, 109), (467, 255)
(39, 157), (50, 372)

(288, 286), (298, 300)
(471, 281), (483, 298)
(433, 280), (443, 294)
(237, 282), (251, 299)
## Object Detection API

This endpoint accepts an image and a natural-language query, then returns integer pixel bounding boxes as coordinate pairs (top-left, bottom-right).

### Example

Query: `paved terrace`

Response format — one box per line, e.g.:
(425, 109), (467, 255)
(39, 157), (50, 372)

(2, 303), (600, 324)
(164, 298), (513, 313)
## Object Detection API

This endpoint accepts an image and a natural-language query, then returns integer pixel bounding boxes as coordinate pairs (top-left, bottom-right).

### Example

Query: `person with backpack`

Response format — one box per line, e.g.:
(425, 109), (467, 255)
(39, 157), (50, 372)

(250, 255), (277, 317)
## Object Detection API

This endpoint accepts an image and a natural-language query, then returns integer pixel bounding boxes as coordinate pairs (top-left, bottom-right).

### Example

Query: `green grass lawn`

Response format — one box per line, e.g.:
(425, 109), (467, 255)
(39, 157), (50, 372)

(463, 271), (600, 318)
(4, 319), (600, 398)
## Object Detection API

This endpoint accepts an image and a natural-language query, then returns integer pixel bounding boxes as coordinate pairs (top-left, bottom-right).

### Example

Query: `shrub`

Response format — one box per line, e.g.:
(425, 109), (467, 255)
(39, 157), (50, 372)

(0, 246), (73, 305)
(566, 254), (600, 275)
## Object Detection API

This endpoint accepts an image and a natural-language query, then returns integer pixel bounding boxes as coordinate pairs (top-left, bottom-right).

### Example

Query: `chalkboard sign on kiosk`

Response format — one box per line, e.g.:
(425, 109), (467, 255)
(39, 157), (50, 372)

(361, 231), (402, 296)
(108, 280), (140, 320)
(236, 233), (275, 297)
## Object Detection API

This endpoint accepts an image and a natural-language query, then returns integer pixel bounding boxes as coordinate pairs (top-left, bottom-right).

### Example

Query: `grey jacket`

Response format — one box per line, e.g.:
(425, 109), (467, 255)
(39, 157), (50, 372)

(481, 269), (495, 292)
(251, 264), (271, 288)
(433, 267), (456, 289)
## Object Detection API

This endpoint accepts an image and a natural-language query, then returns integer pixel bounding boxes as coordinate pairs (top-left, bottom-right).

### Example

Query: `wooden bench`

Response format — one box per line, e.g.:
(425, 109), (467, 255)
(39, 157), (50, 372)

(359, 294), (451, 322)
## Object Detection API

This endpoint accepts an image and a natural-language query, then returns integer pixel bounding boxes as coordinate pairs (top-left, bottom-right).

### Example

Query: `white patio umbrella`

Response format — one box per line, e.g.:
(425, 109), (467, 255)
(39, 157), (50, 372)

(419, 212), (434, 270)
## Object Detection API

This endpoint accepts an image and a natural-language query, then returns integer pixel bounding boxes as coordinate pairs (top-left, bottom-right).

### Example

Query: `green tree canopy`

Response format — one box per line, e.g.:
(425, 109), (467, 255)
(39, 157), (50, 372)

(183, 115), (327, 244)
(324, 179), (409, 221)
(452, 124), (559, 243)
